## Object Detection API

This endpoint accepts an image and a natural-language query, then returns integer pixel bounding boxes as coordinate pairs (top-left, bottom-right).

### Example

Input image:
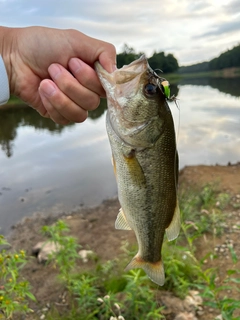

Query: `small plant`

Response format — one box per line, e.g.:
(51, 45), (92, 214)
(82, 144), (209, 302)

(41, 185), (237, 319)
(42, 221), (166, 319)
(163, 241), (201, 298)
(121, 270), (165, 319)
(0, 235), (35, 319)
(176, 185), (240, 318)
(195, 246), (240, 319)
(41, 220), (80, 285)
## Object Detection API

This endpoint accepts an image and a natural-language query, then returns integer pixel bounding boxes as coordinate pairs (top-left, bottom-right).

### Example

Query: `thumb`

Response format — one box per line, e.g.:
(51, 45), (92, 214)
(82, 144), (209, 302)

(69, 30), (117, 73)
(98, 48), (117, 73)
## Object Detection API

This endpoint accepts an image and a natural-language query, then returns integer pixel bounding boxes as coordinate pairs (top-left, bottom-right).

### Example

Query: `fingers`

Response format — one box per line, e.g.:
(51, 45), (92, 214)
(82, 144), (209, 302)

(38, 79), (89, 124)
(38, 61), (103, 124)
(49, 62), (101, 111)
(68, 58), (106, 97)
(68, 30), (117, 73)
(98, 45), (117, 73)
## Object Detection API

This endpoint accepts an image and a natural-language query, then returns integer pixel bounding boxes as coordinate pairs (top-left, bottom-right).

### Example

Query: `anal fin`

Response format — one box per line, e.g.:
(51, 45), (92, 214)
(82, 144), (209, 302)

(165, 199), (181, 241)
(115, 208), (132, 230)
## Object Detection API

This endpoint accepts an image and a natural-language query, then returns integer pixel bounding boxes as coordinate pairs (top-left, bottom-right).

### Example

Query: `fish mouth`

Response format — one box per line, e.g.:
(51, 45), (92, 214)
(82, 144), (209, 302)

(95, 55), (149, 99)
(114, 55), (148, 84)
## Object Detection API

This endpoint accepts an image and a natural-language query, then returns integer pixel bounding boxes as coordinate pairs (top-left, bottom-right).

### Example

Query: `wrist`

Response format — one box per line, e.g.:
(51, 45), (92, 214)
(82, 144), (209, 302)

(0, 26), (16, 95)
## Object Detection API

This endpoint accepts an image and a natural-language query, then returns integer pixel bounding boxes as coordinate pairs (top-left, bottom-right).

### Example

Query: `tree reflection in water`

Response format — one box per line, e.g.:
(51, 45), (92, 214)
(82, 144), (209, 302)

(0, 99), (109, 158)
(1, 75), (238, 158)
(179, 77), (240, 98)
(0, 105), (73, 157)
(0, 96), (106, 158)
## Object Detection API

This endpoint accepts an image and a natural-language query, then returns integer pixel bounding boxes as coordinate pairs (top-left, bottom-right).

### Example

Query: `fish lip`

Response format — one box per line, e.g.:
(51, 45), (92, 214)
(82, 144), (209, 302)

(94, 54), (149, 87)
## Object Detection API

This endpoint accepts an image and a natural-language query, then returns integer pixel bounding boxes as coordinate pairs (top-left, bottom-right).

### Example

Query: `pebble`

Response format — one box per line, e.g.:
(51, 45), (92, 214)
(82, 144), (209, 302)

(40, 315), (45, 320)
(32, 241), (62, 263)
(42, 308), (48, 312)
(78, 249), (94, 263)
(214, 238), (235, 256)
(174, 312), (197, 320)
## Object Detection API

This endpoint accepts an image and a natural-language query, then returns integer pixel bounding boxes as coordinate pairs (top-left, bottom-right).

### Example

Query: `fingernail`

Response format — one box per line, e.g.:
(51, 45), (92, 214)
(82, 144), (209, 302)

(48, 64), (61, 80)
(69, 58), (82, 73)
(39, 81), (56, 97)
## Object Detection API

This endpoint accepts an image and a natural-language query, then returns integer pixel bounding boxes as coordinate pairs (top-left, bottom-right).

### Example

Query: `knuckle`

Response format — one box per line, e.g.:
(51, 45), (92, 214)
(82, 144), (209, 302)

(57, 118), (70, 125)
(108, 43), (117, 55)
(75, 110), (88, 123)
(59, 77), (72, 92)
(87, 95), (100, 111)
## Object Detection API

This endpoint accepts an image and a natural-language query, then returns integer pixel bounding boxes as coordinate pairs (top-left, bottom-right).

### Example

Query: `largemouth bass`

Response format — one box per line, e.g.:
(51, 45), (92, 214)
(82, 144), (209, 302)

(95, 55), (180, 286)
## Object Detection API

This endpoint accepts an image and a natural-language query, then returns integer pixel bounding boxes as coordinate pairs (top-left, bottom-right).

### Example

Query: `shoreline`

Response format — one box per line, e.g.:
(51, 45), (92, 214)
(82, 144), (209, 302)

(4, 163), (240, 320)
(7, 163), (240, 241)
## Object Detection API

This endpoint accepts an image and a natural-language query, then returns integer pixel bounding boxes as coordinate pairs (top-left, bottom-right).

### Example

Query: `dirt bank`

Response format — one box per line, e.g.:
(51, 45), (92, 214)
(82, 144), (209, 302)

(7, 164), (240, 319)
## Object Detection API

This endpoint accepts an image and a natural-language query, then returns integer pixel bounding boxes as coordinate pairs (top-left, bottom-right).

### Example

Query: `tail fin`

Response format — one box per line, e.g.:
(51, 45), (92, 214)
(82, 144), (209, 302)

(125, 255), (165, 286)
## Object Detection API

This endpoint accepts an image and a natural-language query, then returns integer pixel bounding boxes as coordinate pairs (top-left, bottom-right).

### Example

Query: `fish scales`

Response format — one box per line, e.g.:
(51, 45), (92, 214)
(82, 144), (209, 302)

(95, 55), (180, 286)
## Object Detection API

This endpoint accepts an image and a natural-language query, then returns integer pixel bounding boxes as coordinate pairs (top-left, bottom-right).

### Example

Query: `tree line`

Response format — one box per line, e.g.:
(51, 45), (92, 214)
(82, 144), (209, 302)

(209, 44), (240, 70)
(179, 44), (240, 73)
(117, 44), (179, 73)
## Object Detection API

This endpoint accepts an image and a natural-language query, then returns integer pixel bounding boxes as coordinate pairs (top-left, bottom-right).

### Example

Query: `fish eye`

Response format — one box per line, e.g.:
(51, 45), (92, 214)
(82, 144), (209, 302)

(144, 83), (158, 96)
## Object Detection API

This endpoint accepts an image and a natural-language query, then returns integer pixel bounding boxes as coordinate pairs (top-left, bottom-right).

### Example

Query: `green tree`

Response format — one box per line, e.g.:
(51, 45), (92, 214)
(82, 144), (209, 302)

(117, 44), (140, 68)
(209, 44), (240, 70)
(165, 53), (179, 73)
(148, 51), (179, 73)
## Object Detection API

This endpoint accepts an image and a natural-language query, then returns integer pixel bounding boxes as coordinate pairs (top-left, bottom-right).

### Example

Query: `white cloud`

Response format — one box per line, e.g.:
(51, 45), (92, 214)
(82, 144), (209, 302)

(0, 0), (239, 65)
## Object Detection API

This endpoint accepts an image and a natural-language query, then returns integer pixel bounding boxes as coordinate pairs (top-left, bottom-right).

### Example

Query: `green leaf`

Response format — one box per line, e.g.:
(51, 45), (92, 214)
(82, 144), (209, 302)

(227, 269), (237, 275)
(228, 246), (238, 264)
(227, 277), (240, 284)
(25, 292), (36, 301)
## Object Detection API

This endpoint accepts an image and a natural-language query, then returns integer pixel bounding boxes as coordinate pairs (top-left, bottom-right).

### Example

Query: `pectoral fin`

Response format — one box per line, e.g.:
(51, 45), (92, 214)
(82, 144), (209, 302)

(165, 200), (181, 241)
(123, 149), (146, 186)
(115, 208), (132, 230)
(111, 155), (117, 178)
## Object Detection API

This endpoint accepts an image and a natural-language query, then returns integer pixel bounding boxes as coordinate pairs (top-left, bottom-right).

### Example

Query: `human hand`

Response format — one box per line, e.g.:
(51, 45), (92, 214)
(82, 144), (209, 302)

(0, 26), (116, 124)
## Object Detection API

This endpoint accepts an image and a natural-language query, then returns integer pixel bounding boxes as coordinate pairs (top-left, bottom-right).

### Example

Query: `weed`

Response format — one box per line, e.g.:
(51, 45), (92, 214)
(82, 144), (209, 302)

(41, 220), (80, 285)
(121, 270), (165, 319)
(41, 220), (165, 319)
(175, 185), (240, 318)
(0, 235), (35, 319)
(2, 184), (238, 319)
(195, 246), (240, 319)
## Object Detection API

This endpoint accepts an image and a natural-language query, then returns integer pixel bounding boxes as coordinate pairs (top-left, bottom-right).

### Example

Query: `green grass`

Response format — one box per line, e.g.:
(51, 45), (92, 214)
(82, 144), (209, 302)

(1, 184), (240, 319)
(0, 236), (36, 319)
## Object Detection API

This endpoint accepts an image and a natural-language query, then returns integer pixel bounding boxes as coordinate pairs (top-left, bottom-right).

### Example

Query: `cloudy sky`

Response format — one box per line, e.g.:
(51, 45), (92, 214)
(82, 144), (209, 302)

(1, 0), (240, 66)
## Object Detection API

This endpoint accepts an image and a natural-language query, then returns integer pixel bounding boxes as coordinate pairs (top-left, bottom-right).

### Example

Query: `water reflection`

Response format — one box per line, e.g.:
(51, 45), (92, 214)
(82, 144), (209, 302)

(0, 106), (73, 157)
(179, 77), (240, 97)
(169, 81), (240, 169)
(0, 99), (108, 158)
(169, 83), (179, 98)
(0, 77), (239, 235)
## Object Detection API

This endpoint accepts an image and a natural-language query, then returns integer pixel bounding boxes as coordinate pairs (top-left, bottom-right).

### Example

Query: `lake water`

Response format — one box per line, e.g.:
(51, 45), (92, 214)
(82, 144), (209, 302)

(0, 77), (240, 235)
